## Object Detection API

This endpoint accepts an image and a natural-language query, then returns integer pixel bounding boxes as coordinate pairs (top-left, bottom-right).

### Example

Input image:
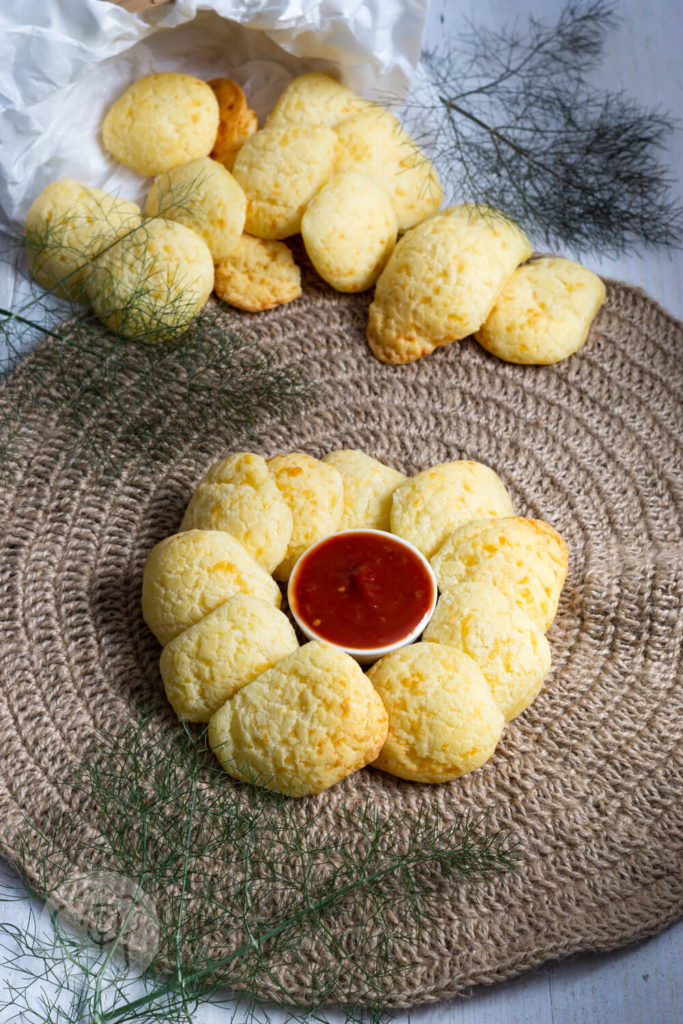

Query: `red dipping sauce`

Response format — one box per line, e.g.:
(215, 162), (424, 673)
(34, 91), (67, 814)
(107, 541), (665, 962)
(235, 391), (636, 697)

(288, 530), (436, 654)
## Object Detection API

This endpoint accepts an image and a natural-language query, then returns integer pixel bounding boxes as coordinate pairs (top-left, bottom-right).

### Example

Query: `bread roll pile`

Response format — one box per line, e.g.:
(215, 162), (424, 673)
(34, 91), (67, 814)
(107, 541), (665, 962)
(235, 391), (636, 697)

(24, 70), (605, 362)
(142, 449), (568, 796)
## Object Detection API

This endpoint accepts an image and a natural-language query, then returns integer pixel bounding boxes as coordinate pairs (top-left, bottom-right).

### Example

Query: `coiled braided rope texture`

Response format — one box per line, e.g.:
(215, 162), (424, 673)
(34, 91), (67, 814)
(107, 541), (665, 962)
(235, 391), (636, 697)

(0, 275), (681, 1006)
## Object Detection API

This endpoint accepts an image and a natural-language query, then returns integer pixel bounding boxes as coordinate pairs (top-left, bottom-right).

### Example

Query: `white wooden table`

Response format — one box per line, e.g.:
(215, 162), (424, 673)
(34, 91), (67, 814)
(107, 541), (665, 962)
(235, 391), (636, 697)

(0, 1), (681, 1021)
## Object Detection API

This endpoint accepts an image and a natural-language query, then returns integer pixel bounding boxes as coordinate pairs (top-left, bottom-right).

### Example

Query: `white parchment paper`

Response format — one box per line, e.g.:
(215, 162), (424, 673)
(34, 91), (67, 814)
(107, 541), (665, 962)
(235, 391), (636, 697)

(0, 0), (427, 318)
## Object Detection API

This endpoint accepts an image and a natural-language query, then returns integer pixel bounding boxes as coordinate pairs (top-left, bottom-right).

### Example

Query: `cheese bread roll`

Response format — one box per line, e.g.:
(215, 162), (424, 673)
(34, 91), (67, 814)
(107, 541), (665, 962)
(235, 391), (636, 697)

(423, 582), (551, 722)
(265, 73), (367, 129)
(232, 125), (338, 239)
(430, 517), (568, 630)
(144, 157), (246, 262)
(160, 594), (298, 722)
(208, 641), (388, 795)
(321, 450), (407, 531)
(267, 453), (344, 581)
(102, 73), (219, 176)
(24, 180), (142, 301)
(209, 78), (258, 170)
(87, 219), (213, 343)
(390, 460), (514, 559)
(335, 108), (442, 232)
(475, 256), (606, 364)
(181, 452), (293, 573)
(368, 642), (504, 783)
(301, 172), (397, 292)
(367, 205), (533, 365)
(214, 235), (301, 312)
(142, 529), (281, 647)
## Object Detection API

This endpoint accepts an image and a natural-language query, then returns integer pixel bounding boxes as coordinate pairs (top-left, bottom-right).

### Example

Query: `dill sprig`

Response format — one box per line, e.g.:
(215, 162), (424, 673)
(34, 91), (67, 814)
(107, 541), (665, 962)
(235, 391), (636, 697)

(0, 714), (516, 1022)
(410, 1), (683, 254)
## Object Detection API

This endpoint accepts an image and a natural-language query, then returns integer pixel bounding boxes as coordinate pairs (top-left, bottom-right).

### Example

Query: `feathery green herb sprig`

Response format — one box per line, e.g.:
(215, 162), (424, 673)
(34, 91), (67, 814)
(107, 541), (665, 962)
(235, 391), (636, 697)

(0, 714), (516, 1023)
(409, 1), (683, 254)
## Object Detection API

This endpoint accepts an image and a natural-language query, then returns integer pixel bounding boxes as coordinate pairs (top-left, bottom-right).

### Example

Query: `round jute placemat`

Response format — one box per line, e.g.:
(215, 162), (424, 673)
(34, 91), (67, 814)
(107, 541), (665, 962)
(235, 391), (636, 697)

(0, 272), (681, 1008)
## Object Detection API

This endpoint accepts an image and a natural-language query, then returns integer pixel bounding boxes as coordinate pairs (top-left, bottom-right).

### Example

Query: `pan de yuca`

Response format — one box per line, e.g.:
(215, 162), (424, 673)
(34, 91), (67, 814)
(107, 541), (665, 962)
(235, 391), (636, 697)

(368, 642), (505, 783)
(180, 452), (293, 573)
(159, 593), (298, 722)
(86, 219), (214, 343)
(144, 157), (246, 262)
(265, 73), (367, 129)
(423, 582), (552, 722)
(101, 72), (219, 176)
(390, 460), (514, 559)
(367, 205), (533, 364)
(209, 78), (258, 170)
(208, 641), (388, 795)
(301, 172), (398, 292)
(24, 180), (142, 301)
(430, 517), (568, 630)
(142, 529), (281, 647)
(320, 450), (407, 531)
(213, 235), (301, 311)
(267, 453), (344, 581)
(475, 256), (606, 364)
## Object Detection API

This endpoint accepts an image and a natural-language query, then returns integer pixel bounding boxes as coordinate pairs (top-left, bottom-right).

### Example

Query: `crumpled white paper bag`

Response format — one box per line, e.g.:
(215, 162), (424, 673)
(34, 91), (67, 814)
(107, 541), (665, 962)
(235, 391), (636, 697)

(0, 0), (427, 228)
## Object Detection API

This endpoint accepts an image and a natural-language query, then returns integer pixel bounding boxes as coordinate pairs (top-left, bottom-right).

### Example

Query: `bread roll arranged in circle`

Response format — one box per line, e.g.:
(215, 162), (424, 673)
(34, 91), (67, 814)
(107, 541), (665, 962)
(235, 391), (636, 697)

(86, 219), (214, 343)
(265, 73), (367, 129)
(301, 172), (398, 292)
(214, 235), (301, 312)
(267, 452), (344, 581)
(24, 180), (142, 301)
(181, 452), (293, 573)
(141, 529), (281, 647)
(334, 107), (442, 232)
(208, 641), (389, 796)
(160, 594), (298, 723)
(430, 517), (569, 630)
(390, 460), (514, 559)
(423, 582), (552, 722)
(475, 256), (607, 364)
(144, 157), (246, 262)
(321, 449), (407, 531)
(368, 642), (505, 783)
(232, 125), (338, 239)
(367, 205), (533, 364)
(102, 72), (219, 176)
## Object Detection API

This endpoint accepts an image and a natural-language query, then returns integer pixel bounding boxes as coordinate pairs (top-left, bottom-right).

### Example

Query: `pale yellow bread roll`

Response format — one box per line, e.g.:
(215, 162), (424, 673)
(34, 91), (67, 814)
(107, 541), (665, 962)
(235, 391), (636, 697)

(141, 529), (281, 647)
(267, 452), (344, 581)
(475, 256), (607, 364)
(209, 78), (258, 170)
(232, 125), (338, 239)
(423, 582), (551, 722)
(213, 235), (301, 312)
(390, 460), (514, 559)
(144, 157), (246, 262)
(320, 449), (407, 531)
(368, 642), (504, 783)
(334, 107), (441, 232)
(430, 517), (568, 630)
(160, 593), (298, 723)
(208, 641), (389, 796)
(301, 172), (398, 292)
(265, 73), (367, 129)
(86, 219), (214, 342)
(101, 73), (219, 176)
(24, 180), (142, 301)
(367, 205), (533, 365)
(180, 452), (293, 573)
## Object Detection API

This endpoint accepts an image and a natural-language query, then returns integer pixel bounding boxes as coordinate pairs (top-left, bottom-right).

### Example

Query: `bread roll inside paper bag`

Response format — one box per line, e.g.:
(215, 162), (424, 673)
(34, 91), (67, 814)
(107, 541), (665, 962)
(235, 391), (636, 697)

(0, 0), (427, 317)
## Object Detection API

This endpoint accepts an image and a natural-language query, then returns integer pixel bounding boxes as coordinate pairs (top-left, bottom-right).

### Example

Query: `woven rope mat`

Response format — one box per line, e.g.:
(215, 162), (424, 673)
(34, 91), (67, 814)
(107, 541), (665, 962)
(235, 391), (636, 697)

(0, 272), (681, 1008)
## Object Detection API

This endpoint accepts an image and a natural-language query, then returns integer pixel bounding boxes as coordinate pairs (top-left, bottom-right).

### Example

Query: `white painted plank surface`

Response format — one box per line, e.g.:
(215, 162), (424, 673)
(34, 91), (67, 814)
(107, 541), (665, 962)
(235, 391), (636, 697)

(0, 2), (681, 1023)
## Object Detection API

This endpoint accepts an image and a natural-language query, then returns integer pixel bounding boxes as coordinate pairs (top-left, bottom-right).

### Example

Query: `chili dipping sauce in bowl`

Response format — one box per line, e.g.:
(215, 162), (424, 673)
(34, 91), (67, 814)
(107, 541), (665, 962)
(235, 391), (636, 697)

(287, 529), (437, 664)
